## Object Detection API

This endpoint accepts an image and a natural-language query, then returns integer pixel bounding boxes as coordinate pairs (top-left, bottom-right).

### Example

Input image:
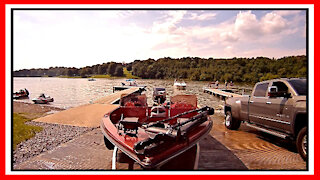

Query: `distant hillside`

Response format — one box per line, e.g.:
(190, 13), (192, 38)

(14, 62), (125, 78)
(129, 55), (307, 83)
(14, 55), (307, 83)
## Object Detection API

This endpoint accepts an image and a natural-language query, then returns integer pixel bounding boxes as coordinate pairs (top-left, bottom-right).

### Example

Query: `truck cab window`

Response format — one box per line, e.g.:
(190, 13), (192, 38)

(253, 83), (269, 97)
(272, 81), (289, 97)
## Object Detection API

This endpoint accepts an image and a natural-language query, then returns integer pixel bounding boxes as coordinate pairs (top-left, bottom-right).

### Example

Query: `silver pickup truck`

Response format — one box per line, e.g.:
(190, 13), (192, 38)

(224, 78), (307, 160)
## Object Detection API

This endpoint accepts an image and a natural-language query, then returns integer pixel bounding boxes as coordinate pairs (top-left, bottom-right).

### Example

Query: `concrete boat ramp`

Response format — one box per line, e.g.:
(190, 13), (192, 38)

(33, 87), (142, 127)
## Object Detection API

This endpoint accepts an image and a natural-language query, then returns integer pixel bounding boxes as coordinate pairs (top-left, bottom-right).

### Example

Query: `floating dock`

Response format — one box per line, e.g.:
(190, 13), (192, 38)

(203, 88), (243, 99)
(95, 87), (144, 104)
(113, 85), (146, 93)
(34, 87), (145, 127)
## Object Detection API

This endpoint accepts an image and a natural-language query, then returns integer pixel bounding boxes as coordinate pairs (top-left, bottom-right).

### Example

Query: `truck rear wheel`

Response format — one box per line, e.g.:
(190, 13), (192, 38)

(225, 111), (241, 130)
(296, 126), (307, 161)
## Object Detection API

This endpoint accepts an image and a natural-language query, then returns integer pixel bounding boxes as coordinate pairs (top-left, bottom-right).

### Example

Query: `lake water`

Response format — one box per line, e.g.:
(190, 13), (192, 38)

(13, 77), (227, 110)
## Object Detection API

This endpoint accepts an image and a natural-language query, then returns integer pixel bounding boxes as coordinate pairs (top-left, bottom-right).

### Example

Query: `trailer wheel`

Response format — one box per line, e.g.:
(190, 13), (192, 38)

(104, 136), (115, 150)
(296, 126), (307, 161)
(225, 111), (241, 130)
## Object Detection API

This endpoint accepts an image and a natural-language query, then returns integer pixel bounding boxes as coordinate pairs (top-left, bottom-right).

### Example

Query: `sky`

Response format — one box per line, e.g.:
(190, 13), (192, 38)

(13, 9), (307, 70)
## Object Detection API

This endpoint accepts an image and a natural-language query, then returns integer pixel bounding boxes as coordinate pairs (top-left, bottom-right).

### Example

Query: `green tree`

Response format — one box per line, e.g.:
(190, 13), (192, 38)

(114, 66), (124, 76)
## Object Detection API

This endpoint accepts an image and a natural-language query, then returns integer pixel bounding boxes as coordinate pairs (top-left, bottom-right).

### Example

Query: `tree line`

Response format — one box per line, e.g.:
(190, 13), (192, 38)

(14, 55), (307, 83)
(14, 62), (124, 78)
(129, 55), (307, 83)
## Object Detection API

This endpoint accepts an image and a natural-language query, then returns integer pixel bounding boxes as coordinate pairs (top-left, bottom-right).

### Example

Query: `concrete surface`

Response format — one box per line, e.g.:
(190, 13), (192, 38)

(33, 104), (118, 127)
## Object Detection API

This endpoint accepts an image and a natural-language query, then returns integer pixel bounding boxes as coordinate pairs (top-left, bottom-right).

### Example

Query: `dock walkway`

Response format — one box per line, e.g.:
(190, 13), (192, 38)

(34, 87), (143, 127)
(203, 88), (243, 99)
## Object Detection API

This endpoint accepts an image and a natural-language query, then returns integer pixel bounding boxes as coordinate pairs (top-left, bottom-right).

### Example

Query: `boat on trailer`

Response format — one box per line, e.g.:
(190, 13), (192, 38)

(101, 93), (214, 169)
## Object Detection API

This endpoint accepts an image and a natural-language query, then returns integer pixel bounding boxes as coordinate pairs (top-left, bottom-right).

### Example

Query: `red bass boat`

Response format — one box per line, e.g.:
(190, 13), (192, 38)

(101, 93), (214, 169)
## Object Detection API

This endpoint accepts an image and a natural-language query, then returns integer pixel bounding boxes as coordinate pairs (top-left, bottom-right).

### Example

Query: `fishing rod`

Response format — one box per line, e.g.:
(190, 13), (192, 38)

(142, 106), (214, 129)
(134, 106), (214, 156)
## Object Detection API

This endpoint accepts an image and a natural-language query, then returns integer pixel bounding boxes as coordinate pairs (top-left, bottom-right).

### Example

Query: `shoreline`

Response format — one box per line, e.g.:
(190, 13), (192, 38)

(13, 101), (64, 119)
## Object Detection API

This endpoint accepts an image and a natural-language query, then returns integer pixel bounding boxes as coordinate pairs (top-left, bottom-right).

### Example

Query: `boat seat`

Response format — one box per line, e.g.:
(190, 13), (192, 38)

(119, 114), (140, 135)
(121, 117), (140, 130)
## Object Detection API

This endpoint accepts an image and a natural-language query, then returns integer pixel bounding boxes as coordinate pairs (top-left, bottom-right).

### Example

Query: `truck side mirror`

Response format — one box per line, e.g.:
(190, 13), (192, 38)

(268, 86), (278, 97)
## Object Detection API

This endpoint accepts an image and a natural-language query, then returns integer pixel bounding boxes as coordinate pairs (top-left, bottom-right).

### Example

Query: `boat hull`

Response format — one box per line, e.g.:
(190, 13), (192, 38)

(174, 85), (186, 90)
(101, 107), (212, 169)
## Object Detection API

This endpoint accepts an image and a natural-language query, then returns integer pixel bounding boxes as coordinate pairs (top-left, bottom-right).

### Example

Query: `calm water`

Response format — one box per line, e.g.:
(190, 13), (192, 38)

(13, 77), (226, 109)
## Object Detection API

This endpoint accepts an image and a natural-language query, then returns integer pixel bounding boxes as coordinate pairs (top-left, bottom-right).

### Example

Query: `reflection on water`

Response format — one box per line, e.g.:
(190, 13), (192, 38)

(13, 77), (226, 109)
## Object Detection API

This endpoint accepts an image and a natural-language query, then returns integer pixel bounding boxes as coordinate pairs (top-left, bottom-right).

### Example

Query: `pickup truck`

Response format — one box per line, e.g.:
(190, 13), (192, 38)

(224, 78), (307, 160)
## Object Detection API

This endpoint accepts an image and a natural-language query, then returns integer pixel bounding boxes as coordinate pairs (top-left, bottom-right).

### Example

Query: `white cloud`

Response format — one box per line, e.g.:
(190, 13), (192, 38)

(189, 12), (217, 21)
(152, 11), (187, 34)
(234, 11), (261, 36)
(149, 10), (305, 59)
(272, 10), (301, 16)
(261, 12), (287, 34)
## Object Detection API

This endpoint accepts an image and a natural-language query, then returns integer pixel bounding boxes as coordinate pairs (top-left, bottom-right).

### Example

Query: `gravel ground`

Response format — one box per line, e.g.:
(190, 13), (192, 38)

(13, 121), (95, 166)
(13, 101), (95, 166)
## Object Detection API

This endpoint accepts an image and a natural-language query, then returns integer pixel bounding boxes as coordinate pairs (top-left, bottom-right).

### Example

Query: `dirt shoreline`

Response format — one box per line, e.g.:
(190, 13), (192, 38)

(13, 101), (64, 119)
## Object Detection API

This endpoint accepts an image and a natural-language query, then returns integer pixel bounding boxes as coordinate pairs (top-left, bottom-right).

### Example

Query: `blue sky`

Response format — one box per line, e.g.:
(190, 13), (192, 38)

(13, 10), (306, 70)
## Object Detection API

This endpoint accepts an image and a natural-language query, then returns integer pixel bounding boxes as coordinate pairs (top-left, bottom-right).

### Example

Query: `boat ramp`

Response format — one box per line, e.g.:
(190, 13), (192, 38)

(34, 87), (145, 127)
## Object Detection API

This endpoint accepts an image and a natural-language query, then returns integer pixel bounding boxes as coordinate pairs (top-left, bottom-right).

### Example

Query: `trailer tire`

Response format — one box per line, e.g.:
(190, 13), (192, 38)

(104, 136), (115, 150)
(296, 126), (307, 161)
(225, 111), (241, 130)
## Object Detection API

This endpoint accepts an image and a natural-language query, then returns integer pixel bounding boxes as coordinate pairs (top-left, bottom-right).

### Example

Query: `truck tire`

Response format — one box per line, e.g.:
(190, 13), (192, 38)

(104, 136), (115, 150)
(296, 126), (307, 161)
(225, 111), (241, 130)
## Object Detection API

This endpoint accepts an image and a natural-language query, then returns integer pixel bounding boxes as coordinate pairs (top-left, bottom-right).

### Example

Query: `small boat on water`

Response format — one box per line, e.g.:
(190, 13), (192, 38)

(113, 79), (146, 92)
(32, 93), (54, 104)
(174, 79), (187, 90)
(88, 78), (96, 81)
(101, 93), (214, 169)
(13, 88), (29, 99)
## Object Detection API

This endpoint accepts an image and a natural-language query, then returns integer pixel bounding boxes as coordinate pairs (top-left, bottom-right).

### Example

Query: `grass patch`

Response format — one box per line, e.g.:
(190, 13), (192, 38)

(13, 113), (43, 150)
(59, 76), (82, 78)
(123, 68), (140, 79)
(89, 74), (112, 78)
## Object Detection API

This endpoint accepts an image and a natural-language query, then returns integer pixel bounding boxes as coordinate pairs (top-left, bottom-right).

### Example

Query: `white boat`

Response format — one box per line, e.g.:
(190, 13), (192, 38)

(113, 79), (146, 92)
(32, 93), (54, 104)
(174, 79), (187, 90)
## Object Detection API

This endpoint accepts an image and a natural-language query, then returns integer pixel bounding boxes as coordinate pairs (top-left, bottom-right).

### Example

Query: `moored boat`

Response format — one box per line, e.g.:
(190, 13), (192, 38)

(174, 79), (187, 90)
(101, 93), (213, 169)
(32, 93), (54, 104)
(13, 88), (29, 99)
(113, 79), (146, 92)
